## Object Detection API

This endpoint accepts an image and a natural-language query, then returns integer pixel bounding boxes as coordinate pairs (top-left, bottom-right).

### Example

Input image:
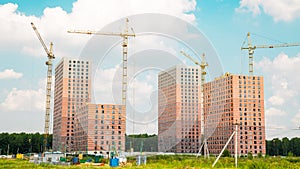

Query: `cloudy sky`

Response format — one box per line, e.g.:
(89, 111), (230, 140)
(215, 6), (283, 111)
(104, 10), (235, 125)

(0, 0), (300, 139)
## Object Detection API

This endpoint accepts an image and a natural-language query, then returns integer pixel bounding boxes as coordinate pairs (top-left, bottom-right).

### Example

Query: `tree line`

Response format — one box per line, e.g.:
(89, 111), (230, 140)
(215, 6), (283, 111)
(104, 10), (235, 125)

(125, 134), (158, 152)
(1, 132), (300, 156)
(0, 133), (52, 155)
(266, 137), (300, 156)
(0, 133), (158, 154)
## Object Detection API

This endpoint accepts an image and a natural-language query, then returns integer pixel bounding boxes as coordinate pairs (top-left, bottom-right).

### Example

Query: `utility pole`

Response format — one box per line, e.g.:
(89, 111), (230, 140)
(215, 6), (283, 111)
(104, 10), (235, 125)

(29, 139), (32, 153)
(212, 122), (239, 168)
(140, 140), (144, 155)
(7, 144), (9, 156)
(130, 140), (133, 154)
(234, 121), (238, 168)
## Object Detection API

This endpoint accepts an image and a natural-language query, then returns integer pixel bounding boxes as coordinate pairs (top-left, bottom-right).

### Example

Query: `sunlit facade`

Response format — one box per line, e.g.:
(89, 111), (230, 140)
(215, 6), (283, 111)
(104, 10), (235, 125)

(158, 65), (202, 153)
(204, 73), (266, 155)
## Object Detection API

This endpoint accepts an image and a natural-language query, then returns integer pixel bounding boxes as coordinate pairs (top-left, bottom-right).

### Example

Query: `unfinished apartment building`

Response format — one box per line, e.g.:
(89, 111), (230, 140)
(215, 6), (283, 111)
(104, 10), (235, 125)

(53, 58), (91, 152)
(204, 73), (266, 155)
(158, 65), (202, 153)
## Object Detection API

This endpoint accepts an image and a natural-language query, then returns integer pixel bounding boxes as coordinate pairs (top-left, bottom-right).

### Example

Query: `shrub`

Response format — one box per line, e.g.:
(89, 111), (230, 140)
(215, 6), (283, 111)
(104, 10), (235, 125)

(287, 151), (294, 157)
(257, 152), (263, 158)
(222, 149), (231, 157)
(248, 151), (253, 160)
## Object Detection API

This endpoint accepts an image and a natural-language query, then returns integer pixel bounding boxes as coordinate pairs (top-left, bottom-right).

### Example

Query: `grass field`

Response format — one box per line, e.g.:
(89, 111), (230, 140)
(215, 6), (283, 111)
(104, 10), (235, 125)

(1, 155), (300, 169)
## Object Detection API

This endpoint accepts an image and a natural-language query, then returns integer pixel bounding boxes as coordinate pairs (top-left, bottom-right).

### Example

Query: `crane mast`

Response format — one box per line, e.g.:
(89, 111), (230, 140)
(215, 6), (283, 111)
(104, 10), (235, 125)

(68, 18), (135, 106)
(122, 18), (129, 106)
(31, 22), (55, 152)
(180, 51), (209, 158)
(241, 32), (300, 76)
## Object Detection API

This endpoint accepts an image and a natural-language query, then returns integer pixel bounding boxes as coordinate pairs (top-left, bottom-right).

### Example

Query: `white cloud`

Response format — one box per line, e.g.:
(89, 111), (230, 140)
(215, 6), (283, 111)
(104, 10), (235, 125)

(268, 95), (284, 106)
(0, 0), (196, 59)
(0, 69), (23, 79)
(257, 53), (300, 105)
(128, 78), (155, 112)
(236, 0), (300, 22)
(94, 66), (157, 111)
(236, 0), (261, 16)
(266, 107), (286, 116)
(0, 77), (55, 132)
(257, 53), (300, 138)
(93, 66), (158, 134)
(132, 36), (179, 57)
(0, 0), (197, 134)
(0, 88), (44, 112)
(291, 109), (300, 126)
(93, 66), (120, 103)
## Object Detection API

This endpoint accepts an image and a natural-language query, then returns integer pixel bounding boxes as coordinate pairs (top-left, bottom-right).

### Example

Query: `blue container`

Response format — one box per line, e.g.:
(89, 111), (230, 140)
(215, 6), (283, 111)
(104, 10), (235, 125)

(109, 158), (119, 167)
(72, 157), (79, 164)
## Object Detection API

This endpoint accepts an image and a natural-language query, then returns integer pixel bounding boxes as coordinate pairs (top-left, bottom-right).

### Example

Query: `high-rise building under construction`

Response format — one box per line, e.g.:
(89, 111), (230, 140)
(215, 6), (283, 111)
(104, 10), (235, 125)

(204, 73), (266, 155)
(158, 65), (266, 155)
(158, 65), (202, 153)
(53, 58), (91, 152)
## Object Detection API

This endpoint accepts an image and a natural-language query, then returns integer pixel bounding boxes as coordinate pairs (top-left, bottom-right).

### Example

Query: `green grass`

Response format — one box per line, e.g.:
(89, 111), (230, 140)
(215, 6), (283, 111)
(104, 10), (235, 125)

(1, 155), (300, 169)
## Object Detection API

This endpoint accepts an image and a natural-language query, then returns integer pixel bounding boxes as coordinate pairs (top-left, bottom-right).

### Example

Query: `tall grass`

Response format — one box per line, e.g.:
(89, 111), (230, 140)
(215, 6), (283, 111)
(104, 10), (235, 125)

(1, 155), (300, 169)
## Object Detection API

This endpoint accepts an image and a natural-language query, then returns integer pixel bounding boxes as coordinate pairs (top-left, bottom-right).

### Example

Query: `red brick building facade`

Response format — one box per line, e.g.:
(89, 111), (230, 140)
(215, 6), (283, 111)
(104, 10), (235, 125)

(74, 104), (126, 153)
(53, 58), (91, 152)
(158, 66), (202, 153)
(204, 73), (266, 155)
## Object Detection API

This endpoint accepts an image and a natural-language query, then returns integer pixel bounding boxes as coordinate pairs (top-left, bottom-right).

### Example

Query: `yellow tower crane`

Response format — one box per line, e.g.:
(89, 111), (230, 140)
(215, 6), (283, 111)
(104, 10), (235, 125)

(241, 32), (300, 76)
(68, 18), (135, 106)
(31, 22), (55, 152)
(180, 51), (209, 158)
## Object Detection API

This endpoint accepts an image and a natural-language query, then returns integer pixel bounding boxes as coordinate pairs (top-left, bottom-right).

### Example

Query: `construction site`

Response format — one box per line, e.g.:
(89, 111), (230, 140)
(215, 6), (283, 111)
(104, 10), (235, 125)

(9, 16), (294, 168)
(1, 0), (300, 168)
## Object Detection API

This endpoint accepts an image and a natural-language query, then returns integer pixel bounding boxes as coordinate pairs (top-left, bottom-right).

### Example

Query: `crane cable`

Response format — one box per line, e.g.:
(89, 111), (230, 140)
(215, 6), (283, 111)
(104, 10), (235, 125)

(251, 32), (288, 44)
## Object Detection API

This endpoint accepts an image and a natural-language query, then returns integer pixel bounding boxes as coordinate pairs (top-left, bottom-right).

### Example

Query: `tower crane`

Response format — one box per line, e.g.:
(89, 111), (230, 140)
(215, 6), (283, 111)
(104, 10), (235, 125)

(31, 22), (55, 152)
(68, 18), (135, 107)
(180, 51), (209, 158)
(241, 32), (300, 76)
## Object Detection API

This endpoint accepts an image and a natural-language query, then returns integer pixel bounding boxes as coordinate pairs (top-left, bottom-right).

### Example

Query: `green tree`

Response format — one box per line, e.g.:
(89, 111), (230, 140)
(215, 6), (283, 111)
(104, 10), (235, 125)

(290, 137), (300, 156)
(266, 140), (274, 156)
(125, 134), (158, 152)
(272, 138), (282, 156)
(0, 133), (52, 154)
(264, 137), (300, 157)
(282, 137), (289, 156)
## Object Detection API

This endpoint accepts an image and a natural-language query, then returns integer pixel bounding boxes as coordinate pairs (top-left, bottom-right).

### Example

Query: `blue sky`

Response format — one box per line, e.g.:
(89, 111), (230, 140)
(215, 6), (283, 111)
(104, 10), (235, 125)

(0, 0), (74, 15)
(0, 0), (300, 139)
